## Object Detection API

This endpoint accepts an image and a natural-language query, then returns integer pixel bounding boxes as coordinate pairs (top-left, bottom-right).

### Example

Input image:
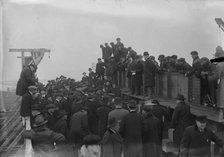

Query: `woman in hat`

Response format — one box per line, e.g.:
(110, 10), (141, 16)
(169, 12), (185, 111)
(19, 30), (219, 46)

(102, 118), (122, 157)
(79, 134), (101, 157)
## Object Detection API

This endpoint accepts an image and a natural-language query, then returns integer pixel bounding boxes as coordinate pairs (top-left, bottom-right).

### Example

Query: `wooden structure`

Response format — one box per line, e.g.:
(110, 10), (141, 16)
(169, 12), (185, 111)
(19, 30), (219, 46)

(9, 48), (51, 68)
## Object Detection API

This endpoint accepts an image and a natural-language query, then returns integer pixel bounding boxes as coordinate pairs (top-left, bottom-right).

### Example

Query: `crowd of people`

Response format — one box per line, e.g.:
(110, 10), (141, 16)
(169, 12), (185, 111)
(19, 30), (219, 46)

(15, 38), (224, 157)
(96, 38), (224, 107)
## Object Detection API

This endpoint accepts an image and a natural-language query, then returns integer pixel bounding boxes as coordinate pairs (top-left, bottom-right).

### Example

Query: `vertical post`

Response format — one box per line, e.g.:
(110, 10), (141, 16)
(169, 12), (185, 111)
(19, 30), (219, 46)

(25, 117), (33, 157)
(21, 51), (25, 69)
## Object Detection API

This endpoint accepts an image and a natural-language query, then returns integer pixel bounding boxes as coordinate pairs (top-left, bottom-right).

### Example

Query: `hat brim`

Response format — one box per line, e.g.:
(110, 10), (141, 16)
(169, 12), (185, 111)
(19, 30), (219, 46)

(33, 120), (48, 128)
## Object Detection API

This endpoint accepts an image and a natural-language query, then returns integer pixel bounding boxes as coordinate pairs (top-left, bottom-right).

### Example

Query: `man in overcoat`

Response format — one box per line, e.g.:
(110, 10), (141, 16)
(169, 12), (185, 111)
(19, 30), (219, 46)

(142, 101), (162, 157)
(171, 94), (193, 148)
(119, 100), (143, 157)
(16, 64), (37, 96)
(143, 52), (158, 98)
(20, 85), (38, 125)
(102, 118), (123, 157)
(180, 115), (224, 157)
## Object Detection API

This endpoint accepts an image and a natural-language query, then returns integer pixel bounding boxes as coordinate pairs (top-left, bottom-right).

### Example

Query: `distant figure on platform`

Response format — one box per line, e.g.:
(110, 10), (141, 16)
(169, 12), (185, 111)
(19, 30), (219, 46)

(23, 114), (66, 157)
(176, 58), (192, 74)
(180, 115), (224, 157)
(81, 72), (89, 83)
(100, 44), (106, 61)
(16, 63), (37, 96)
(214, 46), (224, 108)
(128, 47), (137, 59)
(96, 58), (107, 80)
(102, 117), (122, 157)
(170, 94), (193, 148)
(120, 100), (143, 157)
(20, 85), (38, 125)
(143, 52), (158, 98)
(104, 43), (113, 63)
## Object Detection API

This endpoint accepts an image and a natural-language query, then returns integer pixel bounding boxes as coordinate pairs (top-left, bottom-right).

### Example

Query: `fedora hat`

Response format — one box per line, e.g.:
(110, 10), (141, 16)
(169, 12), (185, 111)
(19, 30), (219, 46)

(33, 115), (48, 128)
(176, 94), (185, 100)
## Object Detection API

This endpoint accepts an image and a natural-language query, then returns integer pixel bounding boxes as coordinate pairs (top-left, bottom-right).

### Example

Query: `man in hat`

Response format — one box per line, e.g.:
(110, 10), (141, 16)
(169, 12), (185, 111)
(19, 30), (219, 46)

(133, 55), (144, 95)
(146, 99), (170, 143)
(70, 106), (90, 145)
(142, 101), (162, 157)
(104, 43), (113, 63)
(108, 97), (129, 126)
(44, 103), (57, 130)
(96, 58), (107, 80)
(100, 44), (106, 61)
(16, 63), (38, 96)
(20, 85), (38, 125)
(82, 72), (89, 83)
(119, 100), (143, 157)
(171, 94), (193, 148)
(96, 96), (113, 138)
(143, 51), (158, 98)
(190, 51), (200, 67)
(23, 114), (66, 157)
(54, 110), (69, 139)
(102, 117), (123, 157)
(176, 58), (192, 74)
(180, 115), (224, 157)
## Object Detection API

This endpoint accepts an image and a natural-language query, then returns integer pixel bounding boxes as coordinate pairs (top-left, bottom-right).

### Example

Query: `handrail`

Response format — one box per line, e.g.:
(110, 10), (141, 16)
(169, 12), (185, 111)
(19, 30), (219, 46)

(25, 117), (33, 157)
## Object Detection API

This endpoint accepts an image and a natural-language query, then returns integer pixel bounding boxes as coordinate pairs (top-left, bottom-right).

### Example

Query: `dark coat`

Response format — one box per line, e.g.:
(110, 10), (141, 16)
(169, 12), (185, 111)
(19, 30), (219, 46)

(102, 129), (123, 157)
(96, 61), (106, 77)
(16, 66), (36, 96)
(23, 126), (66, 157)
(144, 58), (158, 87)
(142, 113), (162, 157)
(20, 91), (33, 117)
(171, 101), (193, 146)
(119, 111), (143, 157)
(104, 46), (113, 60)
(54, 118), (69, 140)
(96, 105), (112, 138)
(135, 60), (144, 87)
(44, 111), (56, 131)
(180, 125), (223, 157)
(70, 110), (89, 144)
(176, 62), (192, 74)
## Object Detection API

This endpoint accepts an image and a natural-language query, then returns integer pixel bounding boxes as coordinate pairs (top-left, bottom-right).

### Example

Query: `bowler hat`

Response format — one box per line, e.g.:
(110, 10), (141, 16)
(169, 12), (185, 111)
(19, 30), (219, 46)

(190, 51), (198, 55)
(195, 115), (207, 123)
(176, 94), (185, 100)
(83, 134), (101, 146)
(143, 51), (149, 56)
(33, 115), (48, 128)
(128, 100), (137, 108)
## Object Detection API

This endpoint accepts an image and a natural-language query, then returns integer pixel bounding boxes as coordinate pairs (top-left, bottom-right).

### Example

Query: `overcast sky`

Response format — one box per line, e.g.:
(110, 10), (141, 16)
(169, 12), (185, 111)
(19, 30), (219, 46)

(1, 0), (224, 82)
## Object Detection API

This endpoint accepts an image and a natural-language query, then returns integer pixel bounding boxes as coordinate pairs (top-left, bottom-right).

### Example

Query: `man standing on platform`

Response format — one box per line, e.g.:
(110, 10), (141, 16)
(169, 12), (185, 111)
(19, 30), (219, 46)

(16, 64), (37, 96)
(143, 52), (158, 98)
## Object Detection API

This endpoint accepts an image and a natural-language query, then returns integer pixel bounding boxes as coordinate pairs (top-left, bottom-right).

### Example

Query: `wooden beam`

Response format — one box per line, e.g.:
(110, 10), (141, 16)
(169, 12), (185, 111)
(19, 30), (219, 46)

(9, 48), (51, 53)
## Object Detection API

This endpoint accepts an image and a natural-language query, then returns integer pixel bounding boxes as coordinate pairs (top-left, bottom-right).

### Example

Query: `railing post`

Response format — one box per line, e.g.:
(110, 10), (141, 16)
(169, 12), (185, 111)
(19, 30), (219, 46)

(25, 117), (33, 157)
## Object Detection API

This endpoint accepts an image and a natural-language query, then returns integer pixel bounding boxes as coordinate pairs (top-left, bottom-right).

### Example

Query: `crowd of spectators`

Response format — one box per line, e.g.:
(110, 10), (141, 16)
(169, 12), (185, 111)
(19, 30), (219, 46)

(16, 38), (224, 157)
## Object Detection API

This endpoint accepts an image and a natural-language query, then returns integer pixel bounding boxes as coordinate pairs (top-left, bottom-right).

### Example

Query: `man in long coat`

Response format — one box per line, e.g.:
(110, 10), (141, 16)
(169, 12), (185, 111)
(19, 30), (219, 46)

(96, 96), (112, 138)
(20, 85), (37, 124)
(142, 102), (162, 157)
(16, 64), (37, 96)
(143, 52), (158, 98)
(102, 117), (123, 157)
(180, 116), (223, 157)
(171, 94), (193, 148)
(119, 100), (143, 157)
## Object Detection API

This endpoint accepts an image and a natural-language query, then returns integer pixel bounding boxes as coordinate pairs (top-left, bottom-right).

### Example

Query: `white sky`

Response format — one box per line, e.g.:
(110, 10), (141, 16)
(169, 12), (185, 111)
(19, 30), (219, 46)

(1, 0), (224, 82)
